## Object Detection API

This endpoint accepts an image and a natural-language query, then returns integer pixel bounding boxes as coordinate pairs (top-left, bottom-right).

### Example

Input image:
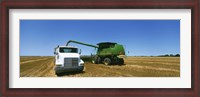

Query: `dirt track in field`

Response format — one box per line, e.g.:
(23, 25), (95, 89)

(20, 56), (180, 77)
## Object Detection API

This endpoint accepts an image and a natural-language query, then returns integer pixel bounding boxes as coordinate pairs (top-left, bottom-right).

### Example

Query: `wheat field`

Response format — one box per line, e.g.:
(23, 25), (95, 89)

(20, 56), (180, 77)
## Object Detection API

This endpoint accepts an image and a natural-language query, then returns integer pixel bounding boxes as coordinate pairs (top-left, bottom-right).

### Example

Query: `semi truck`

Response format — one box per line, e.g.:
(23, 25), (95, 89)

(54, 45), (84, 75)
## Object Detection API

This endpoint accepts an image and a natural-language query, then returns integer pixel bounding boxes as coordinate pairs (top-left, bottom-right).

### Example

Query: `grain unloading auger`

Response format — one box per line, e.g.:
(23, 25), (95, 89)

(66, 40), (125, 65)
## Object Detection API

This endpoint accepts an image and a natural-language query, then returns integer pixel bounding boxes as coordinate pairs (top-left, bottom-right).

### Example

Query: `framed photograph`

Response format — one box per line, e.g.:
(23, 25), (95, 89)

(1, 0), (199, 97)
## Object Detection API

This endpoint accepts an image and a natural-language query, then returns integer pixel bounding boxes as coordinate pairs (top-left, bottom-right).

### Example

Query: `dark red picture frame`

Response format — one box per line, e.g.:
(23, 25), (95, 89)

(0, 0), (199, 97)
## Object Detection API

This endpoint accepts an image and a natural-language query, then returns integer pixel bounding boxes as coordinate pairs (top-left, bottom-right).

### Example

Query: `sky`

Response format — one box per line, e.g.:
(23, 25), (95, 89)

(20, 20), (180, 56)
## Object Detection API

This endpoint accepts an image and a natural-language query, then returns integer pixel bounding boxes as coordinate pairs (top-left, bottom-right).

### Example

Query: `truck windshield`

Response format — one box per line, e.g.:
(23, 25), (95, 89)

(59, 48), (78, 53)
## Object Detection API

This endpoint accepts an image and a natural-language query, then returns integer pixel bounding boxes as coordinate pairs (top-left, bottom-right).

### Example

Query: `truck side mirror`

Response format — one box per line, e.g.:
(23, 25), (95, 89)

(79, 49), (82, 54)
(54, 52), (57, 55)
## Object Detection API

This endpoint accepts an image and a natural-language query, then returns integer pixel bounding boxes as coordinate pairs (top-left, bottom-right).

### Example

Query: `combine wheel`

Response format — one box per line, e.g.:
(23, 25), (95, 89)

(92, 56), (100, 64)
(97, 57), (101, 64)
(113, 57), (119, 64)
(92, 59), (96, 64)
(104, 58), (111, 65)
(119, 59), (124, 65)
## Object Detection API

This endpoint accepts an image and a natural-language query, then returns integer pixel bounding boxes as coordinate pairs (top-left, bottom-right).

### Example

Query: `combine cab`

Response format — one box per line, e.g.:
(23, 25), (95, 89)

(66, 40), (126, 65)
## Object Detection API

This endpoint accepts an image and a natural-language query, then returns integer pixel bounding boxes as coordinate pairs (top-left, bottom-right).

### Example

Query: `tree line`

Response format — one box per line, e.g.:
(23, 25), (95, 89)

(158, 54), (180, 57)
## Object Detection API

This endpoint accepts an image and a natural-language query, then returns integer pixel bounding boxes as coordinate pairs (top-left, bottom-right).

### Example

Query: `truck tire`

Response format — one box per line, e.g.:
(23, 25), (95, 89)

(104, 58), (111, 65)
(55, 72), (61, 76)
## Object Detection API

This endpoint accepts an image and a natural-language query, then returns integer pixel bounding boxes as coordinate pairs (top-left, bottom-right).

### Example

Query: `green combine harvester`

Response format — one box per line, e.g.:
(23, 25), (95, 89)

(66, 40), (126, 65)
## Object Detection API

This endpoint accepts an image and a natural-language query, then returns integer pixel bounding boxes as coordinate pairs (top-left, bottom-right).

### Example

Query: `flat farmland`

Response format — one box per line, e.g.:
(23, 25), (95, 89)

(20, 56), (180, 77)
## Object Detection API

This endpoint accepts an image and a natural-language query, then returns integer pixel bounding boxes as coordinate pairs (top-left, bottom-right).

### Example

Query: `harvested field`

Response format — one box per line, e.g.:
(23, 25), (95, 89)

(20, 56), (180, 77)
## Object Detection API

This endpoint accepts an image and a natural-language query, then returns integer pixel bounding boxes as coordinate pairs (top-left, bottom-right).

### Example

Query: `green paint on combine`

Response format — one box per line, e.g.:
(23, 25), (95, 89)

(66, 40), (126, 65)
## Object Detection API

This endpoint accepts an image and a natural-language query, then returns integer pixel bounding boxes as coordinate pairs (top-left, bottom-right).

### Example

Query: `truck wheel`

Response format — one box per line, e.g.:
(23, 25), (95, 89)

(104, 58), (111, 65)
(55, 72), (61, 76)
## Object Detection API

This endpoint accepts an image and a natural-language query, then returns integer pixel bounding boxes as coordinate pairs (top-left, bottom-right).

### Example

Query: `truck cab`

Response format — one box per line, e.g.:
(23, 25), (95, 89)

(54, 46), (84, 75)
